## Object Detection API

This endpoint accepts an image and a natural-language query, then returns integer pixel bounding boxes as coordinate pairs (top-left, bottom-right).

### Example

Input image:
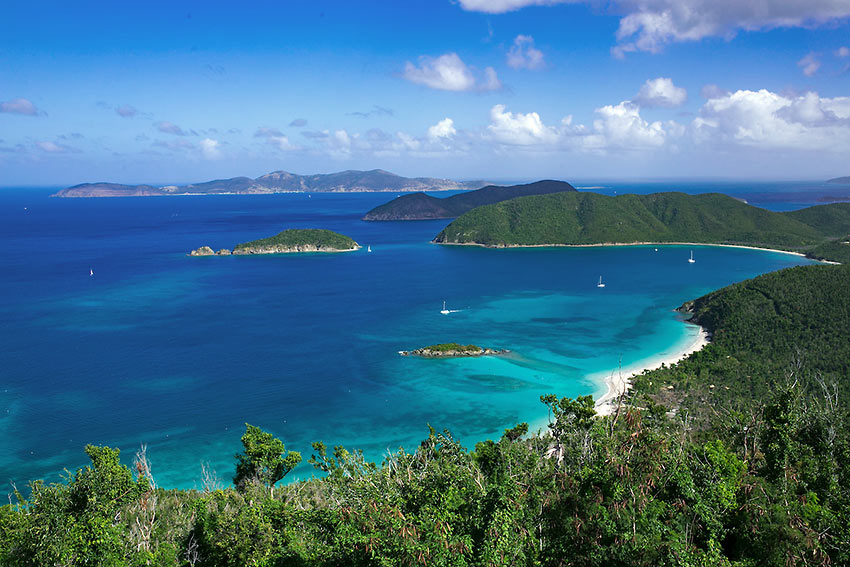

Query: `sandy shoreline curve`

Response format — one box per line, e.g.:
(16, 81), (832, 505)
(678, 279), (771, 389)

(593, 323), (710, 416)
(436, 240), (819, 259)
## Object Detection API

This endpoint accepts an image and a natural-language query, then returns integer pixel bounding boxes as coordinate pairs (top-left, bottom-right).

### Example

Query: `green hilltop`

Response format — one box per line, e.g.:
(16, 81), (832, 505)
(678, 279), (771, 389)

(233, 228), (358, 253)
(784, 202), (850, 238)
(362, 179), (576, 221)
(434, 191), (850, 258)
(635, 263), (850, 412)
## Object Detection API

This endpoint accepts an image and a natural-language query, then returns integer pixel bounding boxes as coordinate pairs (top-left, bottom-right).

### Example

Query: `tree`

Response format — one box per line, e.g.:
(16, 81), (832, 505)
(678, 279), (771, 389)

(0, 445), (147, 567)
(233, 424), (301, 492)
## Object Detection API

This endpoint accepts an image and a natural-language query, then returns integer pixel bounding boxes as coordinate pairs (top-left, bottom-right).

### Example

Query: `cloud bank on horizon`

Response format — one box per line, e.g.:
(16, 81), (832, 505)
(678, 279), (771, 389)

(1, 0), (849, 184)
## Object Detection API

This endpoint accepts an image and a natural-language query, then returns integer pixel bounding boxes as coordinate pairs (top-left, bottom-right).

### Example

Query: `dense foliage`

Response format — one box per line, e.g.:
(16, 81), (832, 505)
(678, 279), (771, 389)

(2, 264), (849, 566)
(421, 343), (481, 352)
(234, 229), (358, 251)
(631, 263), (850, 412)
(362, 180), (575, 220)
(434, 193), (850, 263)
(807, 237), (850, 264)
(784, 202), (850, 238)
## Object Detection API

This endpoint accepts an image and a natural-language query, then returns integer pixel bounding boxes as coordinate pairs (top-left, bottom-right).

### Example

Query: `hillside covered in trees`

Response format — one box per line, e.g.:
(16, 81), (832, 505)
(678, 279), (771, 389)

(433, 192), (850, 262)
(2, 263), (849, 566)
(232, 229), (359, 254)
(362, 180), (576, 221)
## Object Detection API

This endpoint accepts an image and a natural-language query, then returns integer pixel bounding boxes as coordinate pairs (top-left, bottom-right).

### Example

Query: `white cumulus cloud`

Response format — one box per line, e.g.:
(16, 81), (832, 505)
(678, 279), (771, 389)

(507, 35), (546, 70)
(584, 102), (668, 149)
(427, 118), (457, 140)
(156, 121), (187, 136)
(0, 97), (40, 115)
(692, 89), (850, 150)
(837, 46), (850, 57)
(403, 53), (501, 92)
(199, 138), (221, 159)
(615, 1), (850, 56)
(798, 52), (821, 76)
(458, 0), (573, 13)
(115, 105), (138, 118)
(458, 0), (850, 55)
(633, 77), (687, 108)
(254, 127), (299, 151)
(36, 140), (79, 153)
(487, 104), (559, 145)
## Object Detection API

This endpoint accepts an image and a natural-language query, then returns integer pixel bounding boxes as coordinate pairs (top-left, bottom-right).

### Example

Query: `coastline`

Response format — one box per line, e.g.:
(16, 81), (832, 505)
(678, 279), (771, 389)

(232, 245), (361, 255)
(436, 240), (816, 259)
(593, 323), (710, 416)
(53, 188), (470, 198)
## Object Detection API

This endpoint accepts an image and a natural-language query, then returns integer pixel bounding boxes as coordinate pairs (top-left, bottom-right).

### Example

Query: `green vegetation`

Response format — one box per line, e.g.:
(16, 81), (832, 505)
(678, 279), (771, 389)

(785, 202), (850, 237)
(423, 342), (480, 352)
(807, 237), (850, 263)
(631, 263), (850, 416)
(233, 229), (358, 253)
(434, 192), (850, 262)
(233, 424), (301, 493)
(363, 180), (575, 221)
(3, 264), (850, 565)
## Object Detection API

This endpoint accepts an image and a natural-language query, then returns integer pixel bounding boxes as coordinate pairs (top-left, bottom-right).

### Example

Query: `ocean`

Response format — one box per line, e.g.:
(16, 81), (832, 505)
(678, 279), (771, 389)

(0, 181), (838, 489)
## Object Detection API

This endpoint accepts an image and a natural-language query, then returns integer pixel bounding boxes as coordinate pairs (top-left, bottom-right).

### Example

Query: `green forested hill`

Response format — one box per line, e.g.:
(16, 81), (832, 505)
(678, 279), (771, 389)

(632, 263), (850, 410)
(233, 228), (358, 253)
(807, 237), (850, 263)
(784, 202), (850, 237)
(362, 180), (576, 221)
(434, 191), (829, 248)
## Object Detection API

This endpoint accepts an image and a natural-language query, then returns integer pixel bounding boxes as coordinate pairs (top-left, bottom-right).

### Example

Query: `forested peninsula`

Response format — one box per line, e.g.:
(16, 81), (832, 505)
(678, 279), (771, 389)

(433, 192), (850, 262)
(362, 179), (576, 221)
(190, 229), (359, 256)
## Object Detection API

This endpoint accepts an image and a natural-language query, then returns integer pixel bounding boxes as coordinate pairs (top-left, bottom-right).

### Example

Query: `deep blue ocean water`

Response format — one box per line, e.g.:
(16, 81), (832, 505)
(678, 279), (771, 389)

(0, 181), (835, 489)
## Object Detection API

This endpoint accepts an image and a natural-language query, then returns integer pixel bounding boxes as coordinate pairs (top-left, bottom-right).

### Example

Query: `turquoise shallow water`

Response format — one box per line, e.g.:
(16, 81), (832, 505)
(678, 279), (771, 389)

(0, 188), (817, 488)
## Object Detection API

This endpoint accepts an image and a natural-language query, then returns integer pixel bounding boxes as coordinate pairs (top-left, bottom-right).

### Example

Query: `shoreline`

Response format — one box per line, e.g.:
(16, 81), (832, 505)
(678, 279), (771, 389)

(592, 323), (710, 416)
(53, 188), (471, 198)
(436, 240), (815, 259)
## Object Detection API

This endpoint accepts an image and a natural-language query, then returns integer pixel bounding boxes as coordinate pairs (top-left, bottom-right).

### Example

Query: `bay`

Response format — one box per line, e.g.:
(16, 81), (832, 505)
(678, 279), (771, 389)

(0, 185), (819, 488)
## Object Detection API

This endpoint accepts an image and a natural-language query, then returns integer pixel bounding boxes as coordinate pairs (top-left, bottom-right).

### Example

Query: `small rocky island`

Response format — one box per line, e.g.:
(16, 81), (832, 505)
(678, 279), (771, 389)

(189, 229), (359, 256)
(189, 246), (232, 256)
(399, 343), (508, 358)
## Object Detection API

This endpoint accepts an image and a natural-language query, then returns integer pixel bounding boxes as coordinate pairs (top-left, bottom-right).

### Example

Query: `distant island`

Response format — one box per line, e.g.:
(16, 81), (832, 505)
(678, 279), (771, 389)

(362, 179), (576, 221)
(399, 343), (508, 358)
(433, 192), (850, 261)
(827, 176), (850, 184)
(52, 169), (488, 197)
(190, 229), (359, 256)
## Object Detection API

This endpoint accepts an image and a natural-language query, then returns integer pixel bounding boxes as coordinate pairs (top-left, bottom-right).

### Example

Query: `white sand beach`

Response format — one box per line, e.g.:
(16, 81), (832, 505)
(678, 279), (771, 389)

(593, 324), (710, 416)
(438, 240), (815, 258)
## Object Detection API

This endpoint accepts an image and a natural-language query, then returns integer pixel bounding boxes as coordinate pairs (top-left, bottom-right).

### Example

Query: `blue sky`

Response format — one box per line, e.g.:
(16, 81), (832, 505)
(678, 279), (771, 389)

(1, 0), (850, 185)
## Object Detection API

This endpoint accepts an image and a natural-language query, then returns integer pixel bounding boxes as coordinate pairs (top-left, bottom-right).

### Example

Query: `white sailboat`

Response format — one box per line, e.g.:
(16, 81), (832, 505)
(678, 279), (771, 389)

(688, 250), (696, 263)
(440, 301), (450, 315)
(89, 269), (93, 276)
(367, 245), (371, 253)
(597, 276), (605, 288)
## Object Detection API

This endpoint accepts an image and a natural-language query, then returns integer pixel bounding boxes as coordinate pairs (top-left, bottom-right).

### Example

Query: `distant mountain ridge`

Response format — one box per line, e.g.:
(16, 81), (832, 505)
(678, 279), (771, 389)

(52, 169), (488, 197)
(827, 176), (850, 184)
(361, 179), (576, 221)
